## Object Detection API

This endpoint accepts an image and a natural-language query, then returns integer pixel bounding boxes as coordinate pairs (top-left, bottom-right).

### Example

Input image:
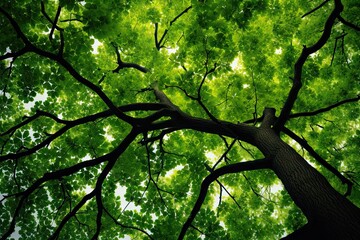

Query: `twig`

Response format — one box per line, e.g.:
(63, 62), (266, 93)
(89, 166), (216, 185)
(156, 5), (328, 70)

(302, 0), (330, 18)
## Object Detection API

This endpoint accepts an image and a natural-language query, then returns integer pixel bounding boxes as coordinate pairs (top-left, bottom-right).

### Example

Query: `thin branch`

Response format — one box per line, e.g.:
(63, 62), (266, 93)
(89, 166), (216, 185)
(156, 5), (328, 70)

(170, 6), (192, 26)
(49, 129), (138, 239)
(165, 85), (197, 100)
(331, 33), (348, 66)
(154, 6), (192, 50)
(282, 127), (353, 196)
(178, 158), (271, 239)
(0, 130), (137, 239)
(289, 95), (359, 118)
(103, 207), (154, 240)
(50, 6), (62, 41)
(212, 139), (236, 170)
(41, 1), (64, 41)
(91, 191), (103, 240)
(143, 135), (173, 204)
(1, 110), (68, 137)
(111, 43), (149, 73)
(301, 0), (330, 18)
(338, 15), (360, 31)
(251, 71), (258, 124)
(60, 18), (83, 23)
(204, 163), (242, 210)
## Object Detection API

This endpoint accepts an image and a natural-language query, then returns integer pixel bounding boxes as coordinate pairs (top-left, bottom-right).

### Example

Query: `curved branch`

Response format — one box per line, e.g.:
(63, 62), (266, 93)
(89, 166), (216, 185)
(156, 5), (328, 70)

(1, 129), (138, 240)
(274, 0), (344, 131)
(0, 103), (168, 162)
(0, 7), (137, 125)
(111, 43), (149, 73)
(301, 0), (330, 18)
(154, 5), (192, 50)
(178, 158), (271, 239)
(338, 15), (360, 31)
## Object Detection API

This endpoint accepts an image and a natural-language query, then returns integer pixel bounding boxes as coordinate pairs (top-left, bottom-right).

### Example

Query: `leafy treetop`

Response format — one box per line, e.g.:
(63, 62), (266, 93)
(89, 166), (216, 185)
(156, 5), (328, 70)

(0, 0), (359, 239)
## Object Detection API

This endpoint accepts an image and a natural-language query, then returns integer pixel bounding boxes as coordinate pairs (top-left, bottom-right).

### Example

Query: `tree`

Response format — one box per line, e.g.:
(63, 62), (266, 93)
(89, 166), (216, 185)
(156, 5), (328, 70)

(0, 0), (359, 239)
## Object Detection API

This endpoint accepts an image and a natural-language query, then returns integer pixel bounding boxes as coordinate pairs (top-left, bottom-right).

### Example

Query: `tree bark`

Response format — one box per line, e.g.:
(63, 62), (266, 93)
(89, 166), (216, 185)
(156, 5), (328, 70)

(254, 128), (360, 239)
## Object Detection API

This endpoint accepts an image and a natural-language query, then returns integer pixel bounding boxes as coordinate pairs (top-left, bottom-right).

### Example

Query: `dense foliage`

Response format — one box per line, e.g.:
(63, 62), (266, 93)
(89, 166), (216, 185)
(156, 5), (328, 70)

(1, 0), (359, 239)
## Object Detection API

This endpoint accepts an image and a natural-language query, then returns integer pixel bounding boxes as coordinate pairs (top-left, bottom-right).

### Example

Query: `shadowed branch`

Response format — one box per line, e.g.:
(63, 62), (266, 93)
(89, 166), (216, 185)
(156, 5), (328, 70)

(178, 158), (271, 239)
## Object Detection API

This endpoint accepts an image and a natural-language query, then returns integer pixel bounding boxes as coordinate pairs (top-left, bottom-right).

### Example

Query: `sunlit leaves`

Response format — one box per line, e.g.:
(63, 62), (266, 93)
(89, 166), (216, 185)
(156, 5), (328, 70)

(0, 0), (359, 239)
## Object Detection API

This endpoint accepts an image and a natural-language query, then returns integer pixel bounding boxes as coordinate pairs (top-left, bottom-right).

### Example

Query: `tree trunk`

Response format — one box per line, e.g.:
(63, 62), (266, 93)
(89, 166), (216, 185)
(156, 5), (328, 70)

(255, 128), (360, 239)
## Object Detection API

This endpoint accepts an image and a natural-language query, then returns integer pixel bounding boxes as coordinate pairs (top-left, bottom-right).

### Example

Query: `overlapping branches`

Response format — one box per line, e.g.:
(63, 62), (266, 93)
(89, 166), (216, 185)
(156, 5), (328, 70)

(111, 42), (149, 73)
(0, 103), (168, 162)
(166, 47), (218, 122)
(274, 0), (344, 131)
(0, 128), (137, 240)
(0, 5), (137, 125)
(154, 5), (192, 50)
(178, 158), (271, 239)
(1, 0), (359, 239)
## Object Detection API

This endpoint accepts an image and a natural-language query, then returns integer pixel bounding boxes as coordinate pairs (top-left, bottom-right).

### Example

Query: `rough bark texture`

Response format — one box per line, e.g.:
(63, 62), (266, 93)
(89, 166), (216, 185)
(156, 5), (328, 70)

(254, 128), (360, 239)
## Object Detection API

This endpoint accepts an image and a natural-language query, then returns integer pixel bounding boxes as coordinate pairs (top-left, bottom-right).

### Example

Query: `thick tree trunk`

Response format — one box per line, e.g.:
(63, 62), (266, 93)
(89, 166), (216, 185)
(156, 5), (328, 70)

(255, 128), (360, 239)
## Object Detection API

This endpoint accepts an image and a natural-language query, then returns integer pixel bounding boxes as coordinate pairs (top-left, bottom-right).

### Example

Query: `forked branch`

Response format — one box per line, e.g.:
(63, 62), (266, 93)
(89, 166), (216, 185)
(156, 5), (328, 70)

(274, 0), (344, 131)
(178, 158), (271, 239)
(154, 6), (192, 50)
(111, 43), (149, 73)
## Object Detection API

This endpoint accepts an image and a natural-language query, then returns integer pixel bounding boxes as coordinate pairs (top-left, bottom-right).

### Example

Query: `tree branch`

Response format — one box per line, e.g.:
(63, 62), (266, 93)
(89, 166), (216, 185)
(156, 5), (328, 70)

(289, 95), (359, 118)
(274, 0), (344, 131)
(154, 6), (192, 50)
(111, 43), (149, 73)
(204, 163), (242, 209)
(0, 6), (137, 125)
(47, 129), (138, 240)
(178, 158), (271, 239)
(338, 15), (360, 31)
(301, 0), (330, 18)
(282, 127), (353, 196)
(0, 103), (168, 162)
(103, 207), (154, 239)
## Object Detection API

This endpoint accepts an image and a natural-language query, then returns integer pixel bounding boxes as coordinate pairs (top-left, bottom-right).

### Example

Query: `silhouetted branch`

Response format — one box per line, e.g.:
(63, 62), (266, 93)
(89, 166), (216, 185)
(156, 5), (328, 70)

(92, 191), (103, 240)
(48, 129), (138, 239)
(0, 103), (167, 162)
(282, 127), (353, 196)
(289, 95), (359, 118)
(301, 0), (330, 18)
(111, 43), (149, 73)
(0, 7), (136, 124)
(170, 6), (192, 26)
(178, 158), (271, 239)
(212, 139), (236, 170)
(41, 1), (64, 41)
(338, 15), (360, 31)
(154, 6), (192, 50)
(205, 163), (242, 210)
(274, 0), (344, 131)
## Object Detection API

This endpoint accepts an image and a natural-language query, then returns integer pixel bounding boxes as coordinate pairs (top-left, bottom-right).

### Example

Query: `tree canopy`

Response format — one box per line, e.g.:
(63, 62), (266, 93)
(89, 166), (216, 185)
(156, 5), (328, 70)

(1, 0), (359, 239)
